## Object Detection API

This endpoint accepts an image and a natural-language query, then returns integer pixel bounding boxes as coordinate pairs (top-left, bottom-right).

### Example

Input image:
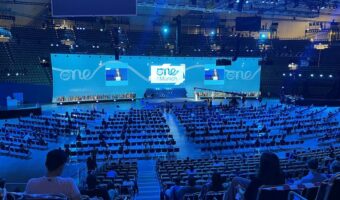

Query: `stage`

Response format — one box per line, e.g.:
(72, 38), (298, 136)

(144, 98), (205, 105)
(0, 105), (42, 119)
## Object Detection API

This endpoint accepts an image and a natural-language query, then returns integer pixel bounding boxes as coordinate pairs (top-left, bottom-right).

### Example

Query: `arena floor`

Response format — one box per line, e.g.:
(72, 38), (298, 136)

(0, 98), (338, 192)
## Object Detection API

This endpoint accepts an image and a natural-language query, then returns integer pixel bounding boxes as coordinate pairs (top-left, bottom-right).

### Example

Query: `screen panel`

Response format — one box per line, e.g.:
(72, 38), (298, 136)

(51, 0), (137, 17)
(51, 54), (261, 102)
(235, 17), (262, 32)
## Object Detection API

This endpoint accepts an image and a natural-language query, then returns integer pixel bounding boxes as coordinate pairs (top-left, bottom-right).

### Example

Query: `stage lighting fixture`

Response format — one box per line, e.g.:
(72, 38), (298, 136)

(260, 33), (266, 39)
(210, 31), (215, 36)
(288, 62), (298, 71)
(289, 73), (292, 77)
(162, 26), (169, 34)
(282, 73), (286, 76)
(310, 74), (314, 77)
(320, 74), (323, 78)
(329, 74), (333, 78)
(298, 74), (302, 77)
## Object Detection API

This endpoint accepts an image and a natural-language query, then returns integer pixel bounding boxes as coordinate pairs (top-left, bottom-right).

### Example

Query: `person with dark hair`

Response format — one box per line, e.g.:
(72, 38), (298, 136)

(330, 160), (340, 174)
(244, 152), (285, 200)
(226, 152), (285, 200)
(177, 176), (201, 200)
(200, 172), (226, 198)
(25, 149), (81, 200)
(86, 154), (97, 173)
(186, 166), (197, 176)
(295, 158), (327, 184)
(165, 177), (182, 200)
(83, 174), (109, 200)
(121, 175), (137, 196)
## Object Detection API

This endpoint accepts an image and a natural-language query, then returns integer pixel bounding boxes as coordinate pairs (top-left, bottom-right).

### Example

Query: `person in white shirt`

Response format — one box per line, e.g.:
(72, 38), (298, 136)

(212, 69), (219, 80)
(25, 149), (81, 200)
(115, 68), (122, 81)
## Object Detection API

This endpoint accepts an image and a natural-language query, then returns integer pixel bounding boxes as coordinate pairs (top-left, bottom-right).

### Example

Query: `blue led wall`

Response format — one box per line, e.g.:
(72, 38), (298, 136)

(51, 54), (261, 102)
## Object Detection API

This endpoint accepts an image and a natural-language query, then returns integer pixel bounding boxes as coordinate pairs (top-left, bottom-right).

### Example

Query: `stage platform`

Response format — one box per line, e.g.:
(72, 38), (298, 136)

(0, 105), (42, 119)
(55, 98), (135, 105)
(144, 98), (205, 106)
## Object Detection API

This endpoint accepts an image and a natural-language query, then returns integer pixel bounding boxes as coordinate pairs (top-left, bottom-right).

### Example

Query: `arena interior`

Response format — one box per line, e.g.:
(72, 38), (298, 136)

(0, 0), (340, 200)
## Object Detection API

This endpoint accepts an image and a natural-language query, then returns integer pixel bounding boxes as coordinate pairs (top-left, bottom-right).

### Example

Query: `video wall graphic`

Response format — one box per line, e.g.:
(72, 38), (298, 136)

(51, 54), (261, 102)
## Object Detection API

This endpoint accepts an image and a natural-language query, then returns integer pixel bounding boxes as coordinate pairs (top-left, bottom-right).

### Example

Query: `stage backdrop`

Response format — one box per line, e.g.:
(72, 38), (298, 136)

(51, 54), (261, 102)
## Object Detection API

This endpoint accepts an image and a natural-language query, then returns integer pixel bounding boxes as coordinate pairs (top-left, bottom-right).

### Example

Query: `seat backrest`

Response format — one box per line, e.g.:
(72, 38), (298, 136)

(256, 186), (291, 200)
(315, 182), (328, 200)
(183, 192), (200, 200)
(204, 191), (225, 200)
(325, 174), (340, 200)
(21, 193), (68, 200)
(302, 186), (319, 200)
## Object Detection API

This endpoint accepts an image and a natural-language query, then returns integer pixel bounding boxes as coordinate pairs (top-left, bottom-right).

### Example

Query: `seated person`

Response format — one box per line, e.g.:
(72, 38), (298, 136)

(186, 166), (197, 176)
(25, 149), (81, 200)
(86, 155), (97, 173)
(226, 152), (285, 200)
(107, 183), (119, 200)
(200, 173), (226, 198)
(106, 169), (118, 179)
(165, 177), (182, 200)
(82, 174), (109, 200)
(122, 175), (137, 195)
(177, 176), (201, 200)
(295, 158), (327, 184)
(330, 160), (340, 175)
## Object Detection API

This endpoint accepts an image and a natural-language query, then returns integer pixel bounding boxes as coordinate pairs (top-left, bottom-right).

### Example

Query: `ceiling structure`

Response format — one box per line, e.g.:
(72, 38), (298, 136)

(138, 0), (340, 18)
(0, 0), (340, 27)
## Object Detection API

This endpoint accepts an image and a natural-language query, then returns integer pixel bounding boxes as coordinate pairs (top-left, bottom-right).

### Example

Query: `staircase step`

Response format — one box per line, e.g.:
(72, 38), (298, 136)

(136, 160), (160, 199)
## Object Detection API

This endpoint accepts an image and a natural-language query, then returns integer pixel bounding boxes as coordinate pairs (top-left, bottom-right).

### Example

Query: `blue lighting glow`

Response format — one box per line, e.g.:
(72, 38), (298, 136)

(163, 28), (168, 33)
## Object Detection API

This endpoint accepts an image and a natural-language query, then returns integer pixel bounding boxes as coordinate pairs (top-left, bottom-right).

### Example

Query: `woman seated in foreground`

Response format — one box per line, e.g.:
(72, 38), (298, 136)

(226, 152), (285, 200)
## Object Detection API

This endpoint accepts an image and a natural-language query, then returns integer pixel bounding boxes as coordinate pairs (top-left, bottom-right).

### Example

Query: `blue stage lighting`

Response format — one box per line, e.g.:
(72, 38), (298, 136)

(162, 27), (169, 34)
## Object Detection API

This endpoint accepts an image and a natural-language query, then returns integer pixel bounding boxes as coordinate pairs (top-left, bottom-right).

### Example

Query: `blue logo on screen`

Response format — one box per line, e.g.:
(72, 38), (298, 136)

(156, 68), (179, 76)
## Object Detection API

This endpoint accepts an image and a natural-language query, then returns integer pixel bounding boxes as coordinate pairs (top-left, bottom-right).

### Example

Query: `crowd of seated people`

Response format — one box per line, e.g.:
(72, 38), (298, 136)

(173, 103), (340, 153)
(1, 149), (138, 200)
(83, 145), (139, 199)
(82, 156), (138, 200)
(66, 108), (178, 161)
(0, 110), (100, 159)
(159, 151), (340, 200)
(55, 93), (136, 104)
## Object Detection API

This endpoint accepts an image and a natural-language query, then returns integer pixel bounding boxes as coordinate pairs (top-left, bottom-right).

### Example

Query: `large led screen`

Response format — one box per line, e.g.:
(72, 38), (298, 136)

(51, 54), (261, 102)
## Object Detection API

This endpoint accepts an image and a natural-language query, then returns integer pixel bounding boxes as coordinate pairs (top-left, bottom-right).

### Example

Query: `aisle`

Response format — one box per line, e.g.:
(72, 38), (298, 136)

(135, 160), (160, 200)
(164, 112), (203, 159)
